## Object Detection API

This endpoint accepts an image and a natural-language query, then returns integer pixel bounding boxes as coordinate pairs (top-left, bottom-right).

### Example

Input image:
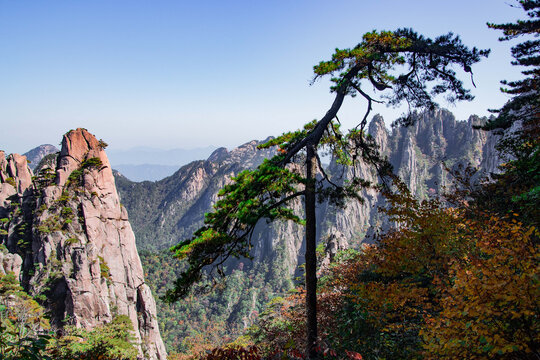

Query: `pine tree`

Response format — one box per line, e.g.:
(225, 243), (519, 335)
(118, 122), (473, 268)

(474, 0), (540, 227)
(166, 29), (488, 358)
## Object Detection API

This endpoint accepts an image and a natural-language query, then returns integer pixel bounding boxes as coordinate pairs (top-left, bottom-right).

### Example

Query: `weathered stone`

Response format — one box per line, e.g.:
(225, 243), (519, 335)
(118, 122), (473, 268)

(0, 251), (22, 279)
(5, 153), (33, 195)
(0, 129), (166, 360)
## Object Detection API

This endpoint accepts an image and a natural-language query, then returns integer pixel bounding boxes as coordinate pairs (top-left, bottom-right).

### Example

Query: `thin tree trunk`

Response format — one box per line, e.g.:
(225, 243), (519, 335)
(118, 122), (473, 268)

(305, 142), (318, 359)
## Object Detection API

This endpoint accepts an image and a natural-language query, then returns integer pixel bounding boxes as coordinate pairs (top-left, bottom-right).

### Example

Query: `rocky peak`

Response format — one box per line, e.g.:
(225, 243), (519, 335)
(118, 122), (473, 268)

(368, 114), (389, 155)
(0, 151), (33, 195)
(55, 128), (110, 186)
(208, 138), (275, 169)
(208, 147), (229, 163)
(0, 129), (167, 359)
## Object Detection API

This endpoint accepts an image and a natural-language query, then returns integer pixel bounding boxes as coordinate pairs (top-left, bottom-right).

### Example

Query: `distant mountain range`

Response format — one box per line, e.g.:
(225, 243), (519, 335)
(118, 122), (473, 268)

(112, 164), (184, 182)
(106, 146), (218, 166)
(22, 144), (219, 182)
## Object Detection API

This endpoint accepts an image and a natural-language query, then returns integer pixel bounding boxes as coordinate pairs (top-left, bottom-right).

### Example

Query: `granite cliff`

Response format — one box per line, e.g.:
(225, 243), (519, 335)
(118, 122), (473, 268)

(117, 109), (497, 258)
(0, 129), (166, 360)
(112, 109), (500, 350)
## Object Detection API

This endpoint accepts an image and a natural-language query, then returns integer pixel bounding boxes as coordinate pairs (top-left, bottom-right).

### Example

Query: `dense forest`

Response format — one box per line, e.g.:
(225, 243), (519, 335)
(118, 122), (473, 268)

(0, 1), (538, 359)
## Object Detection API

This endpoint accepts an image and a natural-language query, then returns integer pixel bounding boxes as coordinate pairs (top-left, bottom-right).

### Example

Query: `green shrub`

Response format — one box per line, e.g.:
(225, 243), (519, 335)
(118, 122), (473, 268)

(37, 225), (51, 234)
(65, 237), (79, 245)
(5, 177), (16, 187)
(48, 315), (138, 360)
(81, 157), (103, 170)
(61, 207), (73, 217)
(58, 191), (71, 203)
(98, 256), (111, 279)
(67, 169), (83, 183)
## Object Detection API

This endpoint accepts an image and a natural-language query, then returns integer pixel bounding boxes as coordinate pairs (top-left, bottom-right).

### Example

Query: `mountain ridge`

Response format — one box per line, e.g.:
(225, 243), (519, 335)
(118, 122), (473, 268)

(113, 109), (501, 352)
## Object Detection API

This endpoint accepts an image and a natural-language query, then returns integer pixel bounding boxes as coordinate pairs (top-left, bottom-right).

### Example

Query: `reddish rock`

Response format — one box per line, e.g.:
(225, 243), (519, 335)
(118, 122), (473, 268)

(0, 129), (166, 360)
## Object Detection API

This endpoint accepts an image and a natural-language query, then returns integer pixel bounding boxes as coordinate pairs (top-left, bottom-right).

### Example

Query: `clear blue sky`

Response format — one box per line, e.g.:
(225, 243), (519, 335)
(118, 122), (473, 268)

(0, 0), (526, 154)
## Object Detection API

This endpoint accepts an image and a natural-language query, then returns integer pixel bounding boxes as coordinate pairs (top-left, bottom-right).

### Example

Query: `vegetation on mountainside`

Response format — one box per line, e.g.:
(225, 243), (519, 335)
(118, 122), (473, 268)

(0, 272), (140, 360)
(140, 248), (293, 357)
(47, 315), (138, 360)
(0, 272), (51, 360)
(240, 178), (539, 359)
(169, 1), (539, 358)
(168, 28), (488, 358)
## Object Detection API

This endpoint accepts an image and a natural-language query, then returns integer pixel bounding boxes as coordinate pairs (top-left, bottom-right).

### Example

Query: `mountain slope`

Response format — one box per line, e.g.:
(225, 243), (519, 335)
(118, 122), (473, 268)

(115, 109), (499, 352)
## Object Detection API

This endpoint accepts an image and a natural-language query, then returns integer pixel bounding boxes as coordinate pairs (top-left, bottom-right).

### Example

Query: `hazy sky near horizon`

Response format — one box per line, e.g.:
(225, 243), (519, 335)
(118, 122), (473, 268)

(0, 0), (527, 154)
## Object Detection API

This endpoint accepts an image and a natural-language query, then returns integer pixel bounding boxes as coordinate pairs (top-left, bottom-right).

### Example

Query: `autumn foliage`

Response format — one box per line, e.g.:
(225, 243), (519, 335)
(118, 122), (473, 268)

(243, 175), (539, 359)
(422, 215), (539, 358)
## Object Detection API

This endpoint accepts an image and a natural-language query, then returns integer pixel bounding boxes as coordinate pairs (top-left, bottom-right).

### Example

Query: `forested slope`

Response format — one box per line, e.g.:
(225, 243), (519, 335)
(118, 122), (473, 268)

(116, 109), (500, 354)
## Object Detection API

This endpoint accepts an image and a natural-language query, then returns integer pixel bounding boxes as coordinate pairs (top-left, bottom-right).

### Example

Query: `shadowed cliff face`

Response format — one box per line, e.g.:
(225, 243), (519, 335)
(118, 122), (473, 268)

(0, 129), (166, 360)
(117, 109), (498, 257)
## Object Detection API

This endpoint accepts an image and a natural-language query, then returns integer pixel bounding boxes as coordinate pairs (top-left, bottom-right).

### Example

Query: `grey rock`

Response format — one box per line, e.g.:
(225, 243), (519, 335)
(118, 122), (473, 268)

(0, 250), (23, 279)
(23, 144), (59, 171)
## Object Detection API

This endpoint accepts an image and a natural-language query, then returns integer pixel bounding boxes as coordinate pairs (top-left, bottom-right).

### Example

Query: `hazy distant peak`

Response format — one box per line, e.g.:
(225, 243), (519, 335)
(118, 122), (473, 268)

(23, 144), (59, 170)
(106, 145), (219, 167)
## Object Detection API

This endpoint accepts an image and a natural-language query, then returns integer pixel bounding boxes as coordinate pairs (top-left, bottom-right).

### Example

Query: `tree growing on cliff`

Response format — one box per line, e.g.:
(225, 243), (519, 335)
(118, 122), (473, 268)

(167, 29), (488, 358)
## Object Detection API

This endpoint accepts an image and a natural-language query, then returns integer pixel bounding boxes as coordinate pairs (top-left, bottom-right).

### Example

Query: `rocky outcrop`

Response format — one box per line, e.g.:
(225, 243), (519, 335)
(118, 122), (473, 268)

(319, 230), (348, 271)
(0, 151), (34, 196)
(0, 152), (36, 259)
(0, 130), (166, 360)
(0, 249), (22, 278)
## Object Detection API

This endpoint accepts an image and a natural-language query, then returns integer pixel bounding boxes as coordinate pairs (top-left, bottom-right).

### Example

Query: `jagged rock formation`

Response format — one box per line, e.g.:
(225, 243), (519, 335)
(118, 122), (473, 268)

(114, 138), (277, 252)
(117, 109), (497, 256)
(0, 130), (166, 360)
(23, 144), (59, 171)
(0, 248), (22, 278)
(320, 109), (493, 243)
(113, 109), (500, 349)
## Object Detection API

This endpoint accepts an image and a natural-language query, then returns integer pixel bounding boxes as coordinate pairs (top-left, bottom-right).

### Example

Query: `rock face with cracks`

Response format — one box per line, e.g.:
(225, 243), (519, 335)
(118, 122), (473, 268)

(0, 129), (166, 360)
(117, 109), (500, 269)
